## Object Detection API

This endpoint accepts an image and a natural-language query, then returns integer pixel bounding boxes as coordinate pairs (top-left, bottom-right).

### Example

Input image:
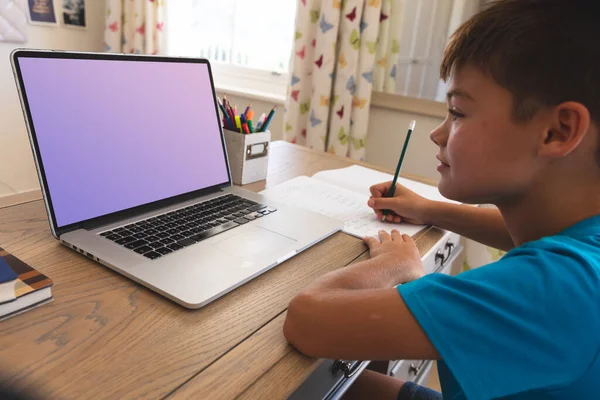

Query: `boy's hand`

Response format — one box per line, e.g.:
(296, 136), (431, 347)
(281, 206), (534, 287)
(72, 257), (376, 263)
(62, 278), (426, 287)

(363, 230), (424, 283)
(368, 181), (432, 224)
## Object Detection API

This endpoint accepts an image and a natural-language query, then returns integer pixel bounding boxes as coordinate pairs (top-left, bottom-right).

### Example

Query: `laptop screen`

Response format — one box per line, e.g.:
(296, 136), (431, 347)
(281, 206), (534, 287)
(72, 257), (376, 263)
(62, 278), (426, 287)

(15, 55), (229, 229)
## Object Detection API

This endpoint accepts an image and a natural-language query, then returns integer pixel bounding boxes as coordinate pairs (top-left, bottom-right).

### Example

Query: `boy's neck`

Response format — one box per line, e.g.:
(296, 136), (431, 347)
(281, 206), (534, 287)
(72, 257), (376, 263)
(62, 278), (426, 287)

(497, 179), (600, 247)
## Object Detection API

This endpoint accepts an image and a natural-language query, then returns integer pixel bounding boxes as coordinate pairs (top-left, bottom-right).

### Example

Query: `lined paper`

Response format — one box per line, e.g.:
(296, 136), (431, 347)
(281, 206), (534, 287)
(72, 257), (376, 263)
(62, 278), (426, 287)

(261, 176), (425, 239)
(312, 165), (458, 204)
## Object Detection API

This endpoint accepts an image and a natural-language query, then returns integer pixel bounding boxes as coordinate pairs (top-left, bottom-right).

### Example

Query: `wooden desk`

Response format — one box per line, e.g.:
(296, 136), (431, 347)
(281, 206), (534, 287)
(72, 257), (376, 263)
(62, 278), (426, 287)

(0, 141), (444, 399)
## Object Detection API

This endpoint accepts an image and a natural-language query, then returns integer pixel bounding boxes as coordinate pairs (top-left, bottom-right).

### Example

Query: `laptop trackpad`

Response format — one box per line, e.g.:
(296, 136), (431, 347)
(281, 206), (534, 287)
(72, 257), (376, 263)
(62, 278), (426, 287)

(213, 227), (297, 262)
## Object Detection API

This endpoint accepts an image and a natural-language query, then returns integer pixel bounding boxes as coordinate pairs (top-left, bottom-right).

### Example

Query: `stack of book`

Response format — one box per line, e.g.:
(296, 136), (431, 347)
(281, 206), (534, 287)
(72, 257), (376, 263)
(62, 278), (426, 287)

(0, 246), (53, 321)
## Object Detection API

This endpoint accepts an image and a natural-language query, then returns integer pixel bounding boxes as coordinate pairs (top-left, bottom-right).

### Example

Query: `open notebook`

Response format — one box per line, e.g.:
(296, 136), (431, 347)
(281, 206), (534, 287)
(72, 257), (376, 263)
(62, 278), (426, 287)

(261, 165), (458, 239)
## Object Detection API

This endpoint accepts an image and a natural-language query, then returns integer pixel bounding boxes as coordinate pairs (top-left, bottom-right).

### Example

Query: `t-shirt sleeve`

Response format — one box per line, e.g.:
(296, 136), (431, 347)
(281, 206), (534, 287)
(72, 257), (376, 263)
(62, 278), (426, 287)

(398, 241), (600, 399)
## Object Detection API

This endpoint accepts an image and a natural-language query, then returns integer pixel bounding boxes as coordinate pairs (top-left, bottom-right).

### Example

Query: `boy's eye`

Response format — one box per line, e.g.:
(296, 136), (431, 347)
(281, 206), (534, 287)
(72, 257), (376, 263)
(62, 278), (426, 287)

(448, 108), (464, 120)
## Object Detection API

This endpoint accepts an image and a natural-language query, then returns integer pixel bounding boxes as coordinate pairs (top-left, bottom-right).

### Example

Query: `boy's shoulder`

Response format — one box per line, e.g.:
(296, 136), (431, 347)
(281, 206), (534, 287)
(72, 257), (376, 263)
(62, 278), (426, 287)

(480, 213), (600, 260)
(482, 237), (600, 278)
(504, 214), (600, 267)
(462, 216), (600, 304)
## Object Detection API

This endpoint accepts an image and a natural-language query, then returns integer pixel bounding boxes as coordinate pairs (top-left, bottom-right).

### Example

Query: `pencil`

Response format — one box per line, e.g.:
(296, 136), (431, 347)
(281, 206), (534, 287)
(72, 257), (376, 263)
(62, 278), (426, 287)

(259, 106), (277, 132)
(255, 113), (266, 130)
(382, 120), (416, 221)
(217, 97), (231, 128)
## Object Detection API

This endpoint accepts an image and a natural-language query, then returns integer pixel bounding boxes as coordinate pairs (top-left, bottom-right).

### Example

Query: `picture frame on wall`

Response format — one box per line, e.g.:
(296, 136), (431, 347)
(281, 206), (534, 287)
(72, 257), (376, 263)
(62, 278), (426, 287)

(26, 0), (58, 26)
(61, 0), (85, 29)
(0, 0), (29, 42)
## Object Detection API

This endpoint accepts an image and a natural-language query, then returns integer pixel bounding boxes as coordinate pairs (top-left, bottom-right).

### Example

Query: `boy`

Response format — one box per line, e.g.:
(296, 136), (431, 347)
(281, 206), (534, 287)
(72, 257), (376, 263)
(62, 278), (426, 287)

(283, 0), (600, 399)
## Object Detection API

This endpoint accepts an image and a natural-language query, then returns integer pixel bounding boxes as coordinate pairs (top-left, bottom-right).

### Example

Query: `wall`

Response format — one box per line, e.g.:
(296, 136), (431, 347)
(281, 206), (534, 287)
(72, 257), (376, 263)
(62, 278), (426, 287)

(366, 107), (443, 182)
(0, 0), (105, 198)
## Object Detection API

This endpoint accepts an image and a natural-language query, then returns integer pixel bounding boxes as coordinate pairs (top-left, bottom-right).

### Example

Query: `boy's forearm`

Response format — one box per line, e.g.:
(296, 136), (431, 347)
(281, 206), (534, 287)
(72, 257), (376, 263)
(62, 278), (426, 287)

(303, 256), (420, 293)
(424, 202), (514, 251)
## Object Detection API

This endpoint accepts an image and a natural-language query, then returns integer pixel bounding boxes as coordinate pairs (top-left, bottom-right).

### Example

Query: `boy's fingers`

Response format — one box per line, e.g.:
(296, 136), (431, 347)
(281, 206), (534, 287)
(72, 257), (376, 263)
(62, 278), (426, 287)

(368, 197), (397, 211)
(391, 229), (401, 240)
(385, 214), (394, 222)
(369, 182), (392, 197)
(363, 236), (379, 248)
(374, 210), (401, 223)
(379, 230), (391, 242)
(401, 234), (414, 243)
(368, 186), (382, 197)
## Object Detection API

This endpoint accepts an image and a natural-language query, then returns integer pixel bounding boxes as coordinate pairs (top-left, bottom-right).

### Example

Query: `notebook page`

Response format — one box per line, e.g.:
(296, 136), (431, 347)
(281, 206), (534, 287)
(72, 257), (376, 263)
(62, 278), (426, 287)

(312, 165), (458, 204)
(260, 176), (425, 239)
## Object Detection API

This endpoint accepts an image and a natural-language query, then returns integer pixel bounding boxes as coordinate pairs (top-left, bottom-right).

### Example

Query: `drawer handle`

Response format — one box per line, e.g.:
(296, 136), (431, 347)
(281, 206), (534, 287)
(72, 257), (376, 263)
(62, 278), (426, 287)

(435, 249), (445, 267)
(332, 360), (361, 378)
(409, 363), (422, 376)
(444, 241), (455, 260)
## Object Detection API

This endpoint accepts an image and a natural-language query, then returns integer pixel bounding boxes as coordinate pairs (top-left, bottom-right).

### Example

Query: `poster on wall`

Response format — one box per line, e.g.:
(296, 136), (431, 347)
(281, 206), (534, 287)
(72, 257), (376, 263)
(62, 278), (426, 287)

(26, 0), (58, 26)
(61, 0), (85, 29)
(0, 0), (29, 42)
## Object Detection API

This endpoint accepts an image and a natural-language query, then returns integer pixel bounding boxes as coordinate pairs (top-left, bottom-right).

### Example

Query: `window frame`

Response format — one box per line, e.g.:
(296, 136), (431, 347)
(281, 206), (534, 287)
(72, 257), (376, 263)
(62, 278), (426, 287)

(164, 0), (292, 101)
(209, 63), (289, 102)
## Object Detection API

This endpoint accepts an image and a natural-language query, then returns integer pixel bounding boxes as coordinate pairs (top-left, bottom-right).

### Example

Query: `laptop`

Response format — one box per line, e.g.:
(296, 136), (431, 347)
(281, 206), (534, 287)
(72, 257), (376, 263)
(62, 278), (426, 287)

(10, 49), (342, 309)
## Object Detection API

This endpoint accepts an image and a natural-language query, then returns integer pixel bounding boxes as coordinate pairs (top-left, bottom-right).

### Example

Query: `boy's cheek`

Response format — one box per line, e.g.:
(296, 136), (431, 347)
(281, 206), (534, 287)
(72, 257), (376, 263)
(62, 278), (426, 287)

(438, 154), (500, 201)
(440, 158), (535, 204)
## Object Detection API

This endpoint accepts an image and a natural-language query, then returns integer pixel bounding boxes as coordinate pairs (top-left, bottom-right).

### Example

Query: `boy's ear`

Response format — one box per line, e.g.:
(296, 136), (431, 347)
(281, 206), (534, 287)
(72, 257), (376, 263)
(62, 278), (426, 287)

(538, 101), (591, 159)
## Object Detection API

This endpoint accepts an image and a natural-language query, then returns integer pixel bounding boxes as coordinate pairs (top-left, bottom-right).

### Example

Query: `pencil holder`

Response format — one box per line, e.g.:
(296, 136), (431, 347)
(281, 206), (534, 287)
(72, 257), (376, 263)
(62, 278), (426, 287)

(223, 128), (271, 185)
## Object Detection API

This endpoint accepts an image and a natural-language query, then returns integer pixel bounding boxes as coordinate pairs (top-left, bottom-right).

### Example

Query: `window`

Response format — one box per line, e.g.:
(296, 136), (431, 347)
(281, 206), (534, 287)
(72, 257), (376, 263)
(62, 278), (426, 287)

(391, 0), (480, 102)
(166, 0), (297, 99)
(392, 0), (453, 101)
(166, 0), (479, 103)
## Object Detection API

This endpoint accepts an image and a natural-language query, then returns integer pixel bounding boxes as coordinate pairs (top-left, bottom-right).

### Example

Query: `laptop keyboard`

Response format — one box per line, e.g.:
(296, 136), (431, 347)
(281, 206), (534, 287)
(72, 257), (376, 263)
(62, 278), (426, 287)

(99, 194), (276, 260)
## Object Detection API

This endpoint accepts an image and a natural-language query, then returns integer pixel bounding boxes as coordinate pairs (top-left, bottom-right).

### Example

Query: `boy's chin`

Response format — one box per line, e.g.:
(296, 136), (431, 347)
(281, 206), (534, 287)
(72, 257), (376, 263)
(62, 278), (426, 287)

(438, 179), (483, 204)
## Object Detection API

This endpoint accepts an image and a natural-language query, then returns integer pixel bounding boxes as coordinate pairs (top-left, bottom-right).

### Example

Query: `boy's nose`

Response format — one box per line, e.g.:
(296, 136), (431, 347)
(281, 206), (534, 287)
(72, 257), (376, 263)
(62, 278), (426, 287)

(430, 122), (448, 147)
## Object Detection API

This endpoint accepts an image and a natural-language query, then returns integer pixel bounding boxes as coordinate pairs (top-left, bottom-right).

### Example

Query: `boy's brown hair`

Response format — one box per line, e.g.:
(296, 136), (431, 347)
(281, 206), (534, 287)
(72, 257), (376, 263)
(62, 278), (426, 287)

(441, 0), (600, 125)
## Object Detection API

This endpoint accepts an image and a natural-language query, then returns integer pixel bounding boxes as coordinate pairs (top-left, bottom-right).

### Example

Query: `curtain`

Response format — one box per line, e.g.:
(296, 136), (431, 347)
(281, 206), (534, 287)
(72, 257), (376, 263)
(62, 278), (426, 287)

(284, 0), (403, 161)
(104, 0), (164, 54)
(286, 0), (499, 272)
(372, 0), (403, 93)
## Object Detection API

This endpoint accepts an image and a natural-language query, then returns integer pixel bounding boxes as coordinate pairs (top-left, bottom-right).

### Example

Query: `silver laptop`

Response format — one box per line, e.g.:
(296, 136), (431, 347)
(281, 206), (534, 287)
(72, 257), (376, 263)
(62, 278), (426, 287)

(11, 49), (342, 308)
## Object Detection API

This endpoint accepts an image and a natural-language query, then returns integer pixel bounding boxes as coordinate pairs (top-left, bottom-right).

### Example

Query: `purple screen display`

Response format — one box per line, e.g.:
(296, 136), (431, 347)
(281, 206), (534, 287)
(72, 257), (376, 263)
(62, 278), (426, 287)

(18, 57), (229, 228)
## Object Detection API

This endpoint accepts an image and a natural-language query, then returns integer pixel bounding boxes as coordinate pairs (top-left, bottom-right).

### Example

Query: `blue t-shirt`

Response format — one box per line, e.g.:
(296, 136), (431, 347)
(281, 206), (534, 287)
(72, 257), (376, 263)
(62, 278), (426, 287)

(398, 214), (600, 399)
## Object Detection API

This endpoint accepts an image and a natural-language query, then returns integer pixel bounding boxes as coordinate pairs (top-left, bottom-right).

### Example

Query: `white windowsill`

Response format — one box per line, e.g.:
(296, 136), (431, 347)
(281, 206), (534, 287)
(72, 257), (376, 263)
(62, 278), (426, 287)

(215, 76), (448, 118)
(214, 82), (286, 105)
(371, 92), (447, 118)
(211, 63), (288, 105)
(212, 86), (446, 119)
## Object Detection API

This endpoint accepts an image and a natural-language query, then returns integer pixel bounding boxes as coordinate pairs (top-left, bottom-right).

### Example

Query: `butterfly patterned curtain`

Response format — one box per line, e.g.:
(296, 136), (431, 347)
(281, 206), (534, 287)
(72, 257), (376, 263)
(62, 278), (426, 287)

(284, 0), (401, 161)
(372, 0), (402, 93)
(104, 0), (164, 54)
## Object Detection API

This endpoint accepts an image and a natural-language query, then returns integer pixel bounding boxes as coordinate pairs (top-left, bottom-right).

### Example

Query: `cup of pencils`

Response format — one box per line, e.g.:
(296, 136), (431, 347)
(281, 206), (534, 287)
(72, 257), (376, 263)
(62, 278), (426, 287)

(218, 95), (276, 134)
(219, 95), (273, 185)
